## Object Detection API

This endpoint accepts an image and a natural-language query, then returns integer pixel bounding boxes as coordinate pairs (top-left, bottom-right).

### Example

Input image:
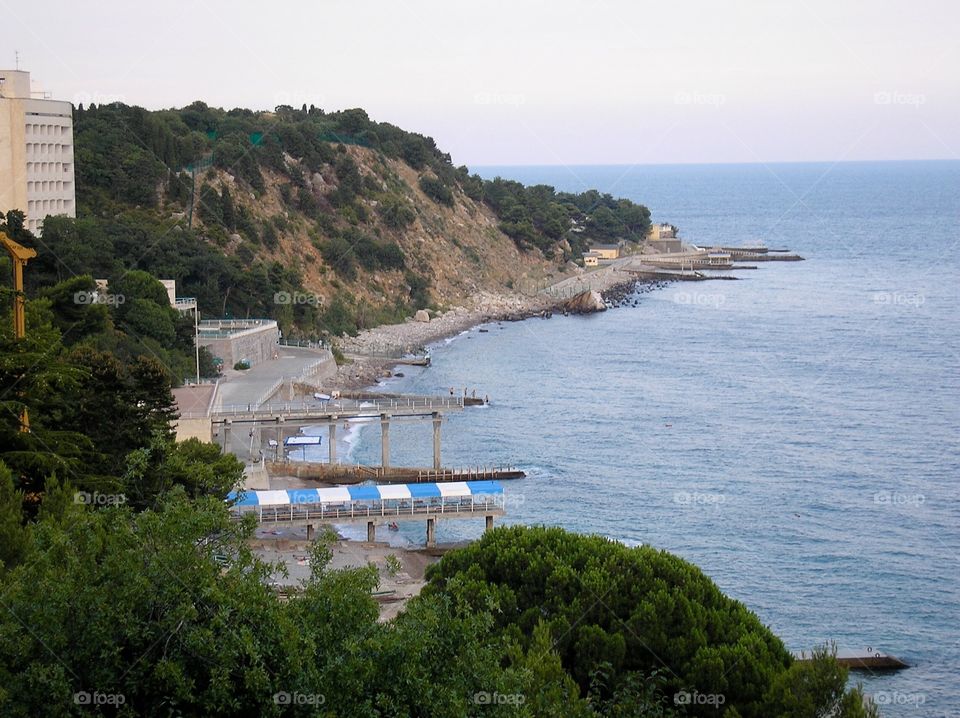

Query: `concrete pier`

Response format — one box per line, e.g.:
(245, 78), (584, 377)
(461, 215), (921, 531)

(793, 648), (908, 671)
(432, 412), (442, 470)
(367, 521), (375, 543)
(426, 518), (436, 548)
(380, 414), (390, 469)
(486, 515), (494, 531)
(328, 420), (337, 463)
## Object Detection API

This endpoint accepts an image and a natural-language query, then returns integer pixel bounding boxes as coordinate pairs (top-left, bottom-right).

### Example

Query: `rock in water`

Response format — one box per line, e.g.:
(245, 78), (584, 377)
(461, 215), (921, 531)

(564, 290), (606, 314)
(414, 309), (431, 322)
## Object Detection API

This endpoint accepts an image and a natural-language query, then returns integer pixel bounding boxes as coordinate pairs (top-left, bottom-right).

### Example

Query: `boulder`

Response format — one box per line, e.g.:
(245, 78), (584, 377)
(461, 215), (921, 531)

(563, 290), (606, 314)
(414, 309), (431, 323)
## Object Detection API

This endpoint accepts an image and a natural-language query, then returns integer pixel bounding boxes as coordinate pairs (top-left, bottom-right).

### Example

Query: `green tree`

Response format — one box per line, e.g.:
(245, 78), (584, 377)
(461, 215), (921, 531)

(122, 434), (243, 508)
(423, 526), (871, 718)
(0, 462), (29, 572)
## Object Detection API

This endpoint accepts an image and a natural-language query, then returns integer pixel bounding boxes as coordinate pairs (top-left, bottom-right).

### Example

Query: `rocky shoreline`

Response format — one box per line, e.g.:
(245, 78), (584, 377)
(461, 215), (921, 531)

(328, 275), (672, 389)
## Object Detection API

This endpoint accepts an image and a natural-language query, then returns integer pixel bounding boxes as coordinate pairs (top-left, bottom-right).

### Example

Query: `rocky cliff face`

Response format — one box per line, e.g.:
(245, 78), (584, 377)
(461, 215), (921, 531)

(192, 145), (575, 316)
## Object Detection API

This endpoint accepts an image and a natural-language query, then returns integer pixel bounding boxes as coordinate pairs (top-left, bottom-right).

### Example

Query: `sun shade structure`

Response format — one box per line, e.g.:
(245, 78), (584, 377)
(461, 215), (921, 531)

(227, 481), (504, 507)
(284, 436), (321, 446)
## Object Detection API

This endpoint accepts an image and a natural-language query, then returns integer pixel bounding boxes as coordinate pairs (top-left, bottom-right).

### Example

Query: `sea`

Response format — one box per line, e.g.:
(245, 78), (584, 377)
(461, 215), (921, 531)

(307, 161), (960, 716)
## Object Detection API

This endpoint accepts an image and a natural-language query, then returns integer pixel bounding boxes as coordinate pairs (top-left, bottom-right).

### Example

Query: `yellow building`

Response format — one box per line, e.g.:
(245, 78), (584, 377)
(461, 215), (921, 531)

(583, 253), (599, 266)
(0, 70), (76, 236)
(590, 244), (621, 260)
(648, 223), (676, 240)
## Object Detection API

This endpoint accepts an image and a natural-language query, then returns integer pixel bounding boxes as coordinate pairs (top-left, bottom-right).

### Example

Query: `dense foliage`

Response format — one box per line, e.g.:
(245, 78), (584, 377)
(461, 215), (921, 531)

(423, 526), (879, 718)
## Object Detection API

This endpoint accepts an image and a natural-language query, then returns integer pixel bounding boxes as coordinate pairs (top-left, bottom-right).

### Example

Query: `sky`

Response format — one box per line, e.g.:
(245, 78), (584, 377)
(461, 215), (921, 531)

(2, 0), (957, 167)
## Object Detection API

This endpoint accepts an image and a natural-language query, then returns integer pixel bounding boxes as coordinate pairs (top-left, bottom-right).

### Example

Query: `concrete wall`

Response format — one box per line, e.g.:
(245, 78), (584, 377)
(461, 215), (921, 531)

(173, 416), (213, 443)
(0, 91), (27, 218)
(648, 238), (684, 253)
(199, 322), (280, 367)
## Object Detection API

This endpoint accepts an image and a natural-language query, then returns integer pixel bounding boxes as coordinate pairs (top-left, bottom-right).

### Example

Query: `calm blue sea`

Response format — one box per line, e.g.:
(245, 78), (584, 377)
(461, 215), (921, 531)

(344, 161), (960, 715)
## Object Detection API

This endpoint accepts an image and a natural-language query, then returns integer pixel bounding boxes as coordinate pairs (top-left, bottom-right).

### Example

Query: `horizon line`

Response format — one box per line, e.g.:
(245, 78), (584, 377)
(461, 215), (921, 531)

(468, 158), (959, 168)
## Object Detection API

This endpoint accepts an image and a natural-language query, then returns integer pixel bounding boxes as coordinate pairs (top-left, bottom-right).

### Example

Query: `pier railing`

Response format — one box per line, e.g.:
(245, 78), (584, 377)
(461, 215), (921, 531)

(235, 497), (504, 524)
(212, 395), (465, 419)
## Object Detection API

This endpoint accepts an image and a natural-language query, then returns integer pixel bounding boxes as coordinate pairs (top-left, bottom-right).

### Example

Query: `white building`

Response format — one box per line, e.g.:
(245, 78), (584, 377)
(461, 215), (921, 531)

(0, 70), (76, 236)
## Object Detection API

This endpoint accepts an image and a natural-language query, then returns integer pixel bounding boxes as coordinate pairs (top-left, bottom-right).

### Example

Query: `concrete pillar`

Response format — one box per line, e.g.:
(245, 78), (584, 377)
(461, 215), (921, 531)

(426, 518), (436, 548)
(328, 419), (337, 464)
(432, 412), (442, 470)
(306, 524), (314, 541)
(485, 515), (494, 532)
(380, 414), (390, 469)
(222, 421), (232, 453)
(367, 521), (375, 543)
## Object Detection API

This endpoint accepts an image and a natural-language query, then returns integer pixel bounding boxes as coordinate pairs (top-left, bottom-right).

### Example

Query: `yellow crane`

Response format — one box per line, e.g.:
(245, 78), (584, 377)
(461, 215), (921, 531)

(1, 230), (36, 431)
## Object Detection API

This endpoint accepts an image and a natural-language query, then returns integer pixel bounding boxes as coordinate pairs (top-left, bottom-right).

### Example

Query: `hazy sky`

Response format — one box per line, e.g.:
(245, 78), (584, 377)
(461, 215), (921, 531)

(2, 0), (957, 166)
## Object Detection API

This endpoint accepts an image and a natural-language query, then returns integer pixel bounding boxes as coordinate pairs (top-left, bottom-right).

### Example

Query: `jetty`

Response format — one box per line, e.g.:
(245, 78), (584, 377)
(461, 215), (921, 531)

(266, 461), (525, 484)
(793, 648), (908, 671)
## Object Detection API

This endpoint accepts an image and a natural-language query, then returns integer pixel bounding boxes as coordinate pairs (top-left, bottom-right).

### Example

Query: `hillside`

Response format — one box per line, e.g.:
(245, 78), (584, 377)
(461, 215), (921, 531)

(29, 102), (652, 339)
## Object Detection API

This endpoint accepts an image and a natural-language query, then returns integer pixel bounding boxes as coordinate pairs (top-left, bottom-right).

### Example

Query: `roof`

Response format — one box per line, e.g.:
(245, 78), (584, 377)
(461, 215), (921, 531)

(592, 243), (621, 250)
(228, 480), (504, 506)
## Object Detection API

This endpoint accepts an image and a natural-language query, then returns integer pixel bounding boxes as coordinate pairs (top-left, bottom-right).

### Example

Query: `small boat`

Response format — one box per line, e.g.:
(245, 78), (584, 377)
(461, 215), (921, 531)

(388, 522), (399, 531)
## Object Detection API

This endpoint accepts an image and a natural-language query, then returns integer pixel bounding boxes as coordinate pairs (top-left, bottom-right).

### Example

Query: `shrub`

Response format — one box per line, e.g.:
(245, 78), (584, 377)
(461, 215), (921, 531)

(377, 196), (416, 229)
(418, 176), (454, 206)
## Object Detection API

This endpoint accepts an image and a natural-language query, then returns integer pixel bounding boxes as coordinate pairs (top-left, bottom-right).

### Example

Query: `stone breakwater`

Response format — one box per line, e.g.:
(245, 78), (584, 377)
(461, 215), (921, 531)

(602, 278), (672, 308)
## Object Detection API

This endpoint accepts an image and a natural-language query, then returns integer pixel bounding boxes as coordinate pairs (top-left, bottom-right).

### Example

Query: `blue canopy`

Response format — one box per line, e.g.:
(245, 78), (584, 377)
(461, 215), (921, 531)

(228, 481), (504, 507)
